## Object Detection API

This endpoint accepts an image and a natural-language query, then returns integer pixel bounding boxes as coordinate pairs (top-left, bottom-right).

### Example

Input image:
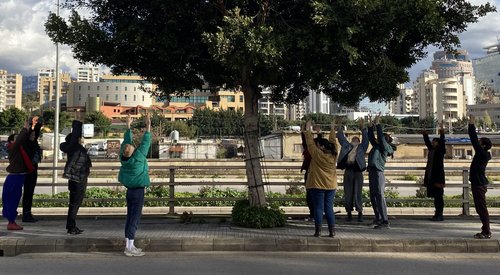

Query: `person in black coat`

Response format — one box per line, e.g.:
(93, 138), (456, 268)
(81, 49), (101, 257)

(422, 123), (446, 221)
(60, 120), (92, 235)
(22, 116), (43, 223)
(468, 115), (492, 239)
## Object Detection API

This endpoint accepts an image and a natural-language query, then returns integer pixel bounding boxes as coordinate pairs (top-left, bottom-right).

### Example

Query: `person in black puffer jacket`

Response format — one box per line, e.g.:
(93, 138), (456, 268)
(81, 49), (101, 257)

(60, 120), (92, 235)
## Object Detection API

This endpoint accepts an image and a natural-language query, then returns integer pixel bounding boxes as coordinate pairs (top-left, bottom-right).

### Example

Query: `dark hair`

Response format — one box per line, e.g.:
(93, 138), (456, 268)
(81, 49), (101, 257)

(384, 133), (393, 144)
(8, 134), (16, 143)
(480, 137), (492, 151)
(65, 133), (72, 143)
(316, 138), (338, 157)
(432, 137), (442, 146)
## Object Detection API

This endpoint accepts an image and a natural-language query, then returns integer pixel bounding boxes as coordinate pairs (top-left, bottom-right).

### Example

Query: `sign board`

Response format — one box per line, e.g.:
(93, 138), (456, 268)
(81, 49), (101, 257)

(83, 124), (94, 138)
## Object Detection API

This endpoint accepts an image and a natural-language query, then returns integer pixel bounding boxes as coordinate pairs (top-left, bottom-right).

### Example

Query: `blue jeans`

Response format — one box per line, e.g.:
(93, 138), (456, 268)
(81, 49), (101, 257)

(310, 188), (336, 227)
(2, 174), (25, 222)
(125, 187), (145, 239)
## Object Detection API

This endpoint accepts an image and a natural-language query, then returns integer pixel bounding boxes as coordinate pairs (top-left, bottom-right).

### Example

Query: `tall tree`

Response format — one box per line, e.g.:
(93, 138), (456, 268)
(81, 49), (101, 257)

(42, 109), (72, 131)
(483, 110), (492, 130)
(0, 107), (28, 134)
(45, 0), (494, 206)
(84, 111), (112, 137)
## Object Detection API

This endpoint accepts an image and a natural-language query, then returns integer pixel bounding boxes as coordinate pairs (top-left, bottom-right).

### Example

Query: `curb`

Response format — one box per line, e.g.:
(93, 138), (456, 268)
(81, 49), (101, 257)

(1, 238), (499, 256)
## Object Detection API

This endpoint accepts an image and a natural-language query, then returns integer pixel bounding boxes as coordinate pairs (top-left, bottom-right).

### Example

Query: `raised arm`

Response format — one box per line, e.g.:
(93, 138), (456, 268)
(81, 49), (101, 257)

(439, 123), (446, 152)
(356, 118), (368, 152)
(70, 120), (82, 145)
(422, 129), (432, 150)
(336, 124), (349, 146)
(329, 118), (336, 144)
(303, 120), (319, 157)
(120, 114), (133, 155)
(136, 114), (152, 157)
(468, 115), (485, 155)
(367, 115), (377, 146)
(301, 124), (308, 151)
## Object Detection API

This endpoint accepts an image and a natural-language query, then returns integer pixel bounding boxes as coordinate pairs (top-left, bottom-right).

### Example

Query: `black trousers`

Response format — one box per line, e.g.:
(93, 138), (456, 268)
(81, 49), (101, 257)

(472, 185), (490, 235)
(22, 169), (38, 214)
(430, 187), (444, 216)
(304, 172), (314, 218)
(66, 179), (87, 230)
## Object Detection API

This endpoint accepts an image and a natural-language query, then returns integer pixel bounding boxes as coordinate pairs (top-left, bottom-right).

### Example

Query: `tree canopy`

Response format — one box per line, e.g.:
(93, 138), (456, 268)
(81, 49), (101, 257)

(45, 0), (495, 105)
(45, 0), (495, 206)
(0, 107), (28, 134)
(84, 111), (112, 137)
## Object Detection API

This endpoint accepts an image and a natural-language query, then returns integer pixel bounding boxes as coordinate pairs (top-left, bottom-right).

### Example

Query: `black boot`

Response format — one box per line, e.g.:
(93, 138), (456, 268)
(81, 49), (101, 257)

(357, 212), (363, 222)
(22, 212), (38, 223)
(346, 211), (352, 222)
(314, 226), (321, 237)
(328, 225), (335, 238)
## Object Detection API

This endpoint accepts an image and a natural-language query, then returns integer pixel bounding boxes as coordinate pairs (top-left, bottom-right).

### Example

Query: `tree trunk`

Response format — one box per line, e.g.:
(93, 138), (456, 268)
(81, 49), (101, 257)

(241, 74), (266, 207)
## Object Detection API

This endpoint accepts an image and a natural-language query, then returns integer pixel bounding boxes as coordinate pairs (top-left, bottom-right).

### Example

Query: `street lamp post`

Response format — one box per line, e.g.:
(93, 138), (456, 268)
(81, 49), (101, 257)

(51, 0), (60, 195)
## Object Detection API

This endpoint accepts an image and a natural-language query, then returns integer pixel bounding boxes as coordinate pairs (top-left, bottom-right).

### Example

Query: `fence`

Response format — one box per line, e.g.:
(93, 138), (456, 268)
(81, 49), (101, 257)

(1, 160), (500, 216)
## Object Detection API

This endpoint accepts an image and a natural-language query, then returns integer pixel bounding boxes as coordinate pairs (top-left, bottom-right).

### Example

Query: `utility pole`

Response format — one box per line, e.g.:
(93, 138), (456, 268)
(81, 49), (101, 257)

(51, 0), (60, 195)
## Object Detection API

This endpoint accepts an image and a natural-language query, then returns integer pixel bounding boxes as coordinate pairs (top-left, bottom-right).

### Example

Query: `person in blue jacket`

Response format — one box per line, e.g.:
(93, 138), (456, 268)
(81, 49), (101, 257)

(118, 113), (151, 256)
(367, 114), (396, 229)
(336, 118), (368, 222)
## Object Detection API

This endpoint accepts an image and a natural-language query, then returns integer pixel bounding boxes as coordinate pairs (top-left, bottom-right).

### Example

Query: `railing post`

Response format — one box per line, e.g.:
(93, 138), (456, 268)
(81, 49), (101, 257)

(169, 168), (175, 215)
(462, 169), (470, 216)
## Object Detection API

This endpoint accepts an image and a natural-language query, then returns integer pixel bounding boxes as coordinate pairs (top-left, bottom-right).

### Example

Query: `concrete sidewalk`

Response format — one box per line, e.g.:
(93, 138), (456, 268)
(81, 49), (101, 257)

(2, 207), (500, 256)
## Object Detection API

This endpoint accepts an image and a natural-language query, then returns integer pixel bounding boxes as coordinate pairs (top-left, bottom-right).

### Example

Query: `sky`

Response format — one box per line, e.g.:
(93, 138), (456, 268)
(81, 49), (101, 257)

(0, 0), (499, 111)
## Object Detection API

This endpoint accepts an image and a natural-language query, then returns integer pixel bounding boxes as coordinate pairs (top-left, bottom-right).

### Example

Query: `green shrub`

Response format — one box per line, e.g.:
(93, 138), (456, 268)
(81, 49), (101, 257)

(402, 174), (419, 181)
(232, 200), (286, 229)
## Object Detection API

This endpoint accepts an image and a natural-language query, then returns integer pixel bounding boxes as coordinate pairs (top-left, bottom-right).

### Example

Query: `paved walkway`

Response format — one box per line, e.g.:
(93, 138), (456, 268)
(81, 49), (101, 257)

(1, 208), (500, 256)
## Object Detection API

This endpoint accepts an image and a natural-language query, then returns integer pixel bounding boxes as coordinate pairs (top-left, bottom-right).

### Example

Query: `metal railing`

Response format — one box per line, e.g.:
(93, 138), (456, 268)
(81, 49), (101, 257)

(1, 160), (500, 216)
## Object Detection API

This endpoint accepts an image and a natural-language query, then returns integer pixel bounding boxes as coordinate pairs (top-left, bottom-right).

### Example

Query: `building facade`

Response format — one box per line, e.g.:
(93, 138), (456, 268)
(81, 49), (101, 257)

(0, 70), (23, 111)
(259, 88), (286, 119)
(38, 72), (72, 108)
(67, 74), (154, 118)
(417, 51), (476, 126)
(473, 40), (500, 100)
(306, 90), (332, 114)
(77, 66), (100, 82)
(431, 50), (473, 79)
(389, 84), (414, 115)
(467, 103), (500, 130)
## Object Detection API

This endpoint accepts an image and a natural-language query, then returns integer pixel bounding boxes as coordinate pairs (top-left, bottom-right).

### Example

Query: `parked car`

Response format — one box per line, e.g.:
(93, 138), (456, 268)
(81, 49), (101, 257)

(88, 147), (99, 156)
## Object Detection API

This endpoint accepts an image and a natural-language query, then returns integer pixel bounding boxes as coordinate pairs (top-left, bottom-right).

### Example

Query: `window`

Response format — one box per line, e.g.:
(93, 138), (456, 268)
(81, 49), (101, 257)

(115, 94), (118, 100)
(227, 95), (235, 102)
(239, 95), (244, 102)
(96, 94), (100, 98)
(142, 95), (145, 101)
(294, 144), (303, 153)
(106, 86), (109, 91)
(454, 149), (465, 159)
(124, 95), (128, 101)
(115, 86), (119, 91)
(97, 86), (100, 91)
(133, 95), (136, 101)
(88, 86), (90, 90)
(125, 87), (128, 91)
(106, 94), (109, 100)
(78, 94), (81, 101)
(78, 86), (81, 91)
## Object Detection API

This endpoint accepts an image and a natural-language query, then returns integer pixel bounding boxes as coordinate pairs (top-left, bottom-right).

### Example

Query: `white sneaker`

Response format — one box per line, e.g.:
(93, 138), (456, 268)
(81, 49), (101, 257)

(124, 247), (145, 257)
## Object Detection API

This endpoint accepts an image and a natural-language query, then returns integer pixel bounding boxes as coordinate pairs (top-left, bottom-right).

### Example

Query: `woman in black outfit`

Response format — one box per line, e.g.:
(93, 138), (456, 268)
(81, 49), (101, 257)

(422, 123), (446, 221)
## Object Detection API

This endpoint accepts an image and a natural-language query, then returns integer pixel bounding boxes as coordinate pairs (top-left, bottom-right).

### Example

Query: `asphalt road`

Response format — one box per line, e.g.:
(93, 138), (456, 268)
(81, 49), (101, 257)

(1, 252), (500, 275)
